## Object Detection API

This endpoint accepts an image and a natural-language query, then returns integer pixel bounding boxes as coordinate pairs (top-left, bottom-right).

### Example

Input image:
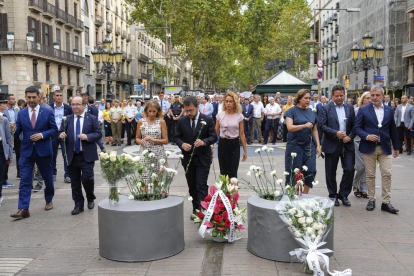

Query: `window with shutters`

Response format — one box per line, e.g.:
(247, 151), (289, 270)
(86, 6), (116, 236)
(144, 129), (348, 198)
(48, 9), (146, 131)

(74, 3), (78, 20)
(66, 32), (70, 52)
(84, 0), (89, 17)
(0, 57), (2, 80)
(65, 0), (68, 13)
(46, 62), (50, 81)
(33, 60), (38, 82)
(56, 28), (61, 47)
(85, 27), (89, 46)
(95, 31), (98, 46)
(67, 67), (71, 85)
(75, 36), (79, 53)
(76, 69), (80, 86)
(85, 56), (90, 74)
(44, 24), (50, 46)
(0, 14), (8, 39)
(58, 65), (62, 84)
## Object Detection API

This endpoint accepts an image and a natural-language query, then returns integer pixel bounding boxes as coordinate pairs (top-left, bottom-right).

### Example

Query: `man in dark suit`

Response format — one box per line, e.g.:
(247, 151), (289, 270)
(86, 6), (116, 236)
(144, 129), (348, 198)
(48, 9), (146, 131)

(242, 97), (253, 144)
(315, 96), (327, 141)
(174, 96), (217, 219)
(320, 85), (356, 207)
(0, 95), (14, 204)
(211, 94), (219, 124)
(11, 86), (58, 219)
(59, 96), (102, 215)
(383, 94), (392, 107)
(85, 95), (105, 152)
(50, 87), (73, 183)
(355, 86), (400, 213)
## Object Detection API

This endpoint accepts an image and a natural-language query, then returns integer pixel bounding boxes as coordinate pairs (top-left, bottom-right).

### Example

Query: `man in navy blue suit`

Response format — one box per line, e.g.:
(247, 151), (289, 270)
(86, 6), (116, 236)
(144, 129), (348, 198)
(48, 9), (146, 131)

(11, 86), (57, 219)
(354, 86), (400, 214)
(242, 97), (253, 144)
(320, 85), (356, 207)
(315, 96), (327, 141)
(211, 94), (219, 123)
(59, 96), (101, 215)
(50, 87), (73, 183)
(174, 96), (217, 219)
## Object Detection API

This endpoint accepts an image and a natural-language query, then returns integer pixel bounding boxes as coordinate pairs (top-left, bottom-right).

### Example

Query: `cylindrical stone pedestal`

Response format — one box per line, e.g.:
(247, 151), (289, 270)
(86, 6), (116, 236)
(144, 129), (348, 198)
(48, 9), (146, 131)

(247, 195), (334, 262)
(98, 195), (184, 262)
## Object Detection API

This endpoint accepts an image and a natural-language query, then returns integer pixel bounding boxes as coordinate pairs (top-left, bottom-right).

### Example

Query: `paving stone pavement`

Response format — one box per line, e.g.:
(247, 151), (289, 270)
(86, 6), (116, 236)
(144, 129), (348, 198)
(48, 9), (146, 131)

(0, 141), (413, 276)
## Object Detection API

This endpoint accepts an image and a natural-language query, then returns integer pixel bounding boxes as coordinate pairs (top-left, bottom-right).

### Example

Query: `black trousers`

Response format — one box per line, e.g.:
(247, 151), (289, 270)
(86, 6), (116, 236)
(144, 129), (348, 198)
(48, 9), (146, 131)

(121, 122), (126, 139)
(264, 118), (279, 143)
(397, 123), (411, 152)
(325, 142), (355, 199)
(0, 143), (7, 197)
(164, 115), (172, 141)
(67, 152), (96, 208)
(171, 115), (180, 139)
(125, 119), (137, 144)
(283, 124), (288, 142)
(218, 138), (240, 179)
(182, 155), (210, 212)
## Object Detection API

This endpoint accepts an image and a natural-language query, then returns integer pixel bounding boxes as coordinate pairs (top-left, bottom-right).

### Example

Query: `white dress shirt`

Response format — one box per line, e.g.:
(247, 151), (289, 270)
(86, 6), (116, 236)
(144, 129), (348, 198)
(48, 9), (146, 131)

(191, 112), (200, 129)
(401, 104), (407, 123)
(372, 103), (384, 142)
(251, 101), (264, 118)
(74, 111), (85, 151)
(124, 105), (138, 119)
(265, 103), (282, 119)
(29, 104), (40, 121)
(218, 103), (223, 113)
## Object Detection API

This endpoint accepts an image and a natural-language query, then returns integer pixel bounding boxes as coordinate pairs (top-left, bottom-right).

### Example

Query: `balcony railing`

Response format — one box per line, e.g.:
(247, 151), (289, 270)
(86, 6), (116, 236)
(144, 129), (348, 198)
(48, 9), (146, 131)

(29, 0), (43, 12)
(57, 8), (68, 23)
(115, 26), (120, 36)
(127, 34), (131, 41)
(67, 14), (77, 28)
(43, 1), (56, 17)
(76, 20), (84, 31)
(122, 52), (127, 60)
(95, 15), (103, 26)
(106, 0), (111, 9)
(106, 22), (113, 32)
(119, 73), (133, 82)
(121, 30), (126, 39)
(0, 39), (85, 66)
(138, 72), (148, 79)
(174, 72), (181, 78)
(139, 53), (148, 62)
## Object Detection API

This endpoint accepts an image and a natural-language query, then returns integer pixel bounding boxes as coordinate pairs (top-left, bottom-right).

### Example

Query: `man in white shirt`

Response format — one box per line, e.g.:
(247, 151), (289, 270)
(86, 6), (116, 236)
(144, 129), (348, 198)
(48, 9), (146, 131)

(310, 94), (321, 108)
(263, 97), (282, 145)
(383, 95), (391, 107)
(250, 95), (264, 143)
(124, 98), (138, 146)
(394, 95), (414, 155)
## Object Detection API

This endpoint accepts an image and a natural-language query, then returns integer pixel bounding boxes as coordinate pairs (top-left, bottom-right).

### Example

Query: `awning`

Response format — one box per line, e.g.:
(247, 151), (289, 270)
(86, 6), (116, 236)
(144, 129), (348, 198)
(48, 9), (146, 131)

(164, 86), (183, 95)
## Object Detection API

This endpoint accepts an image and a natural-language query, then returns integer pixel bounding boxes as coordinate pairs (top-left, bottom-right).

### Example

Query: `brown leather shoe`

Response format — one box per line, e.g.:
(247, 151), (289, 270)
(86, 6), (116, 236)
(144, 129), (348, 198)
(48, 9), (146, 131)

(45, 201), (53, 211)
(10, 209), (30, 219)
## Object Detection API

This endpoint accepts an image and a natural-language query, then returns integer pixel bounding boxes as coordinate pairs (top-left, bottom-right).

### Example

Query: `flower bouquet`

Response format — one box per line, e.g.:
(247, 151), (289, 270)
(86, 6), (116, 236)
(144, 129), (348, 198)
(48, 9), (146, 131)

(125, 150), (183, 201)
(194, 175), (246, 242)
(275, 196), (351, 275)
(99, 151), (136, 205)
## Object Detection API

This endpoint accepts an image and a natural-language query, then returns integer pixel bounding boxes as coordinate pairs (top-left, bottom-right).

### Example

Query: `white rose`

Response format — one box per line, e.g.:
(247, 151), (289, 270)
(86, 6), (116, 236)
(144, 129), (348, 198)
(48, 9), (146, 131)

(132, 156), (140, 163)
(302, 165), (308, 171)
(128, 195), (134, 200)
(110, 155), (117, 162)
(318, 229), (324, 236)
(288, 218), (294, 225)
(294, 168), (300, 174)
(311, 234), (316, 240)
(125, 154), (133, 162)
(110, 151), (117, 156)
(283, 172), (289, 176)
(178, 154), (184, 159)
(255, 148), (261, 153)
(295, 211), (304, 218)
(268, 148), (274, 153)
(306, 227), (314, 235)
(102, 153), (109, 160)
(159, 158), (166, 165)
(319, 209), (326, 216)
(188, 196), (193, 201)
(246, 171), (252, 177)
(299, 203), (307, 209)
(230, 177), (238, 184)
(291, 152), (297, 158)
(148, 153), (155, 158)
(99, 152), (105, 158)
(289, 208), (297, 215)
(294, 231), (302, 238)
(270, 170), (277, 177)
(306, 217), (313, 224)
(165, 151), (171, 157)
(298, 217), (306, 224)
(312, 222), (320, 230)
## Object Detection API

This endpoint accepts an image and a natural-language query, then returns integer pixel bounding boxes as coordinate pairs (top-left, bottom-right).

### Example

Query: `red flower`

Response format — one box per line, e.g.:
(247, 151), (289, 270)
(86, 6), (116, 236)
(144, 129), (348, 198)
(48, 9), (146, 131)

(222, 211), (228, 220)
(231, 202), (236, 209)
(214, 215), (222, 223)
(219, 203), (225, 210)
(235, 224), (245, 230)
(204, 195), (212, 202)
(224, 220), (231, 227)
(226, 194), (231, 200)
(204, 221), (213, 227)
(198, 211), (204, 219)
(217, 227), (225, 231)
(233, 193), (240, 204)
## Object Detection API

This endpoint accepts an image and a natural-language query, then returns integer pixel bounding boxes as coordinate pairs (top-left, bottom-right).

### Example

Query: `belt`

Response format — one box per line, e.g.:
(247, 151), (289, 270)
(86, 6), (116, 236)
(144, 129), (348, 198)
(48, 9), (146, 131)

(253, 117), (261, 119)
(221, 137), (238, 140)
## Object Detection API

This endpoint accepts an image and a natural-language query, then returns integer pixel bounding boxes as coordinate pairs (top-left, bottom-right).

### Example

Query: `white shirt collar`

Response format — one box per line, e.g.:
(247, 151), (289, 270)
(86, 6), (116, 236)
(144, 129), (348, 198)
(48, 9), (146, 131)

(334, 102), (344, 107)
(77, 110), (86, 118)
(372, 103), (384, 109)
(193, 111), (200, 121)
(0, 111), (3, 116)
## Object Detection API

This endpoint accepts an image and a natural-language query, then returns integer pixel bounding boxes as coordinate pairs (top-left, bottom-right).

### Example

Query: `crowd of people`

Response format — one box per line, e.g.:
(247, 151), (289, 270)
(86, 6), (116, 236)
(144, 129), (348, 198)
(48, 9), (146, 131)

(0, 84), (407, 220)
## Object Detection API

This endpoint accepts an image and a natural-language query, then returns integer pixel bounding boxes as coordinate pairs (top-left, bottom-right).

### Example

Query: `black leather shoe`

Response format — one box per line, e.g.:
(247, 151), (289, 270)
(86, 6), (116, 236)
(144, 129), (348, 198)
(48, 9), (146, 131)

(366, 201), (376, 211)
(71, 207), (84, 215)
(334, 198), (340, 206)
(339, 197), (351, 207)
(381, 203), (399, 214)
(87, 201), (94, 210)
(407, 152), (412, 156)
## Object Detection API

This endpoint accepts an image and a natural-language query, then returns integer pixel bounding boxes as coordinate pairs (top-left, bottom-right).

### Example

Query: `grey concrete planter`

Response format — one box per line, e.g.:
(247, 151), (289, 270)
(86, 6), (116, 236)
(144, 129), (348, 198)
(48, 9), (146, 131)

(98, 195), (184, 262)
(247, 195), (334, 262)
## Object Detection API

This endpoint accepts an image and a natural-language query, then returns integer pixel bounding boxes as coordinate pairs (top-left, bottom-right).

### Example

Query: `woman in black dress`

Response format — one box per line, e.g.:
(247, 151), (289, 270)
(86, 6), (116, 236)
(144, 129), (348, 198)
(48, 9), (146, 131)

(261, 94), (269, 142)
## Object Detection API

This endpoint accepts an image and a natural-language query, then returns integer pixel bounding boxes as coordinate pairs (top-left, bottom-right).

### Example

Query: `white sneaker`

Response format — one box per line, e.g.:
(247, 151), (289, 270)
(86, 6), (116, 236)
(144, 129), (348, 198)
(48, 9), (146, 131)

(0, 196), (3, 206)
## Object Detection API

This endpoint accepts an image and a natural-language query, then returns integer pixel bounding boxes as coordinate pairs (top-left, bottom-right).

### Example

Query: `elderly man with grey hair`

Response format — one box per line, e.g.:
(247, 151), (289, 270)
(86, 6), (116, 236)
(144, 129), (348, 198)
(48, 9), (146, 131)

(354, 85), (400, 214)
(275, 92), (285, 105)
(394, 95), (414, 155)
(250, 94), (264, 143)
(263, 97), (282, 145)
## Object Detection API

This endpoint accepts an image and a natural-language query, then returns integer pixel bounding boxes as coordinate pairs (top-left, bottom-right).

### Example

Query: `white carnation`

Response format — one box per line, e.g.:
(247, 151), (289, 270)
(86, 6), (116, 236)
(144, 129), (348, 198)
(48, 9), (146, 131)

(255, 148), (261, 153)
(188, 196), (193, 201)
(274, 190), (280, 196)
(261, 146), (268, 151)
(201, 121), (207, 125)
(270, 170), (277, 177)
(148, 153), (155, 158)
(312, 180), (319, 186)
(291, 152), (297, 158)
(142, 149), (148, 156)
(178, 154), (184, 159)
(246, 171), (252, 177)
(297, 180), (303, 186)
(302, 165), (308, 171)
(165, 151), (171, 157)
(283, 172), (289, 176)
(268, 148), (274, 153)
(159, 158), (166, 165)
(294, 168), (300, 174)
(277, 179), (283, 185)
(128, 195), (134, 200)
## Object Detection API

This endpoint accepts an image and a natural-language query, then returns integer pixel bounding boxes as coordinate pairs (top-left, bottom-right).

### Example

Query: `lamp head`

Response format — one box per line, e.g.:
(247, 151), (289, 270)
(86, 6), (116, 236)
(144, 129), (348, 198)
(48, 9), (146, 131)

(363, 30), (373, 47)
(360, 47), (367, 60)
(351, 43), (360, 60)
(103, 35), (112, 51)
(147, 59), (154, 70)
(366, 44), (375, 59)
(115, 46), (123, 63)
(375, 42), (384, 61)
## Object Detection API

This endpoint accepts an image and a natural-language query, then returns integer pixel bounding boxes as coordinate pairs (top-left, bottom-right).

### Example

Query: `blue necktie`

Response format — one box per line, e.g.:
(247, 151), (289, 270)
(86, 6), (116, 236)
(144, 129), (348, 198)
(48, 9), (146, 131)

(75, 115), (81, 153)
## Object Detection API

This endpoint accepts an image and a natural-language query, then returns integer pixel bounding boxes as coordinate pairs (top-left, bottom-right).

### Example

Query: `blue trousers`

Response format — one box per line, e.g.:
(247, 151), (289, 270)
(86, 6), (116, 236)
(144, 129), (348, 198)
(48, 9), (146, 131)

(325, 142), (355, 198)
(52, 134), (69, 178)
(264, 118), (279, 143)
(285, 145), (316, 188)
(18, 146), (54, 210)
(244, 120), (252, 142)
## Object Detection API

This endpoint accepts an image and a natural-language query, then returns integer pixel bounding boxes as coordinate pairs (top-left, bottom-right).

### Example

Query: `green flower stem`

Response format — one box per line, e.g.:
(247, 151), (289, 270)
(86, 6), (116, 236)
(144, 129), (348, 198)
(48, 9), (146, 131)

(185, 124), (205, 174)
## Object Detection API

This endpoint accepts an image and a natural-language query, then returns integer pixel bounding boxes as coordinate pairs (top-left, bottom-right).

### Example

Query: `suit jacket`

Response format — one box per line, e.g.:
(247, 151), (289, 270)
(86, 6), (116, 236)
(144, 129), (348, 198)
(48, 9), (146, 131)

(0, 116), (13, 160)
(394, 103), (414, 128)
(14, 105), (57, 157)
(3, 106), (19, 124)
(60, 113), (102, 165)
(212, 101), (219, 118)
(315, 102), (327, 119)
(384, 101), (392, 107)
(242, 103), (253, 121)
(86, 104), (99, 117)
(310, 101), (321, 108)
(174, 113), (217, 167)
(354, 103), (399, 155)
(50, 102), (73, 117)
(319, 102), (356, 154)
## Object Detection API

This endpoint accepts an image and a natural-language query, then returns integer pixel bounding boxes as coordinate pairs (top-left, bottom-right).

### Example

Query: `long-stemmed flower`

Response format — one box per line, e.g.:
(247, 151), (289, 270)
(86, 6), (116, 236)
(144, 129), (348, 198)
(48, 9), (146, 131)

(342, 117), (347, 157)
(185, 120), (207, 174)
(62, 116), (69, 166)
(309, 108), (316, 157)
(375, 123), (382, 168)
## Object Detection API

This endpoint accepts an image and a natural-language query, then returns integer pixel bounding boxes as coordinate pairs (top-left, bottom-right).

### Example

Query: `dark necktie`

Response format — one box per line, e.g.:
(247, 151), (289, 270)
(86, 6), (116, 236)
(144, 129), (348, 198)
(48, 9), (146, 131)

(75, 115), (81, 153)
(192, 118), (196, 135)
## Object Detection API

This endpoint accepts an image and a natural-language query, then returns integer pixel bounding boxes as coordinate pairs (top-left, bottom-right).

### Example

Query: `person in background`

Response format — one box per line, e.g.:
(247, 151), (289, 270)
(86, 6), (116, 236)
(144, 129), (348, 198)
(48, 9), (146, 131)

(263, 97), (282, 145)
(196, 96), (201, 105)
(5, 94), (20, 181)
(170, 95), (184, 145)
(353, 92), (371, 199)
(239, 95), (245, 105)
(68, 97), (73, 106)
(158, 93), (171, 143)
(236, 92), (240, 99)
(212, 94), (219, 123)
(124, 99), (138, 146)
(383, 95), (392, 107)
(98, 99), (106, 112)
(18, 99), (27, 110)
(250, 95), (264, 143)
(347, 98), (353, 104)
(242, 97), (253, 145)
(199, 96), (214, 116)
(275, 92), (286, 105)
(315, 95), (328, 141)
(281, 96), (294, 142)
(249, 94), (254, 103)
(109, 99), (123, 146)
(391, 101), (396, 111)
(0, 95), (14, 205)
(394, 95), (414, 155)
(88, 97), (105, 152)
(310, 94), (321, 108)
(354, 86), (400, 213)
(394, 98), (400, 107)
(285, 89), (321, 194)
(261, 94), (269, 143)
(275, 97), (283, 141)
(49, 87), (73, 183)
(102, 102), (112, 145)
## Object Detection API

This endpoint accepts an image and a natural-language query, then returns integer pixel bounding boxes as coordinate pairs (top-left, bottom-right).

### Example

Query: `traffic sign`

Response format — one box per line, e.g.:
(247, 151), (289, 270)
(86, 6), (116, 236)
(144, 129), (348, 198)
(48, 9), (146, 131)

(376, 76), (385, 82)
(317, 59), (324, 68)
(134, 84), (145, 91)
(317, 71), (323, 79)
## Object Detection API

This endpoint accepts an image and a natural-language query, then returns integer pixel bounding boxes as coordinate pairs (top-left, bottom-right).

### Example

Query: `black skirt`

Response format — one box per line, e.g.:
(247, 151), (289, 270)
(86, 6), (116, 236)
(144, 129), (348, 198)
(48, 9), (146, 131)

(218, 138), (240, 179)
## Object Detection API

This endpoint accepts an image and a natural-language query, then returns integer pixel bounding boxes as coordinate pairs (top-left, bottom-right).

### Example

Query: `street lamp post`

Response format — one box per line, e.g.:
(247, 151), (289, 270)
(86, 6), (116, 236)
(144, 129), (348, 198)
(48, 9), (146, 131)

(91, 36), (123, 103)
(350, 31), (384, 91)
(147, 59), (154, 99)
